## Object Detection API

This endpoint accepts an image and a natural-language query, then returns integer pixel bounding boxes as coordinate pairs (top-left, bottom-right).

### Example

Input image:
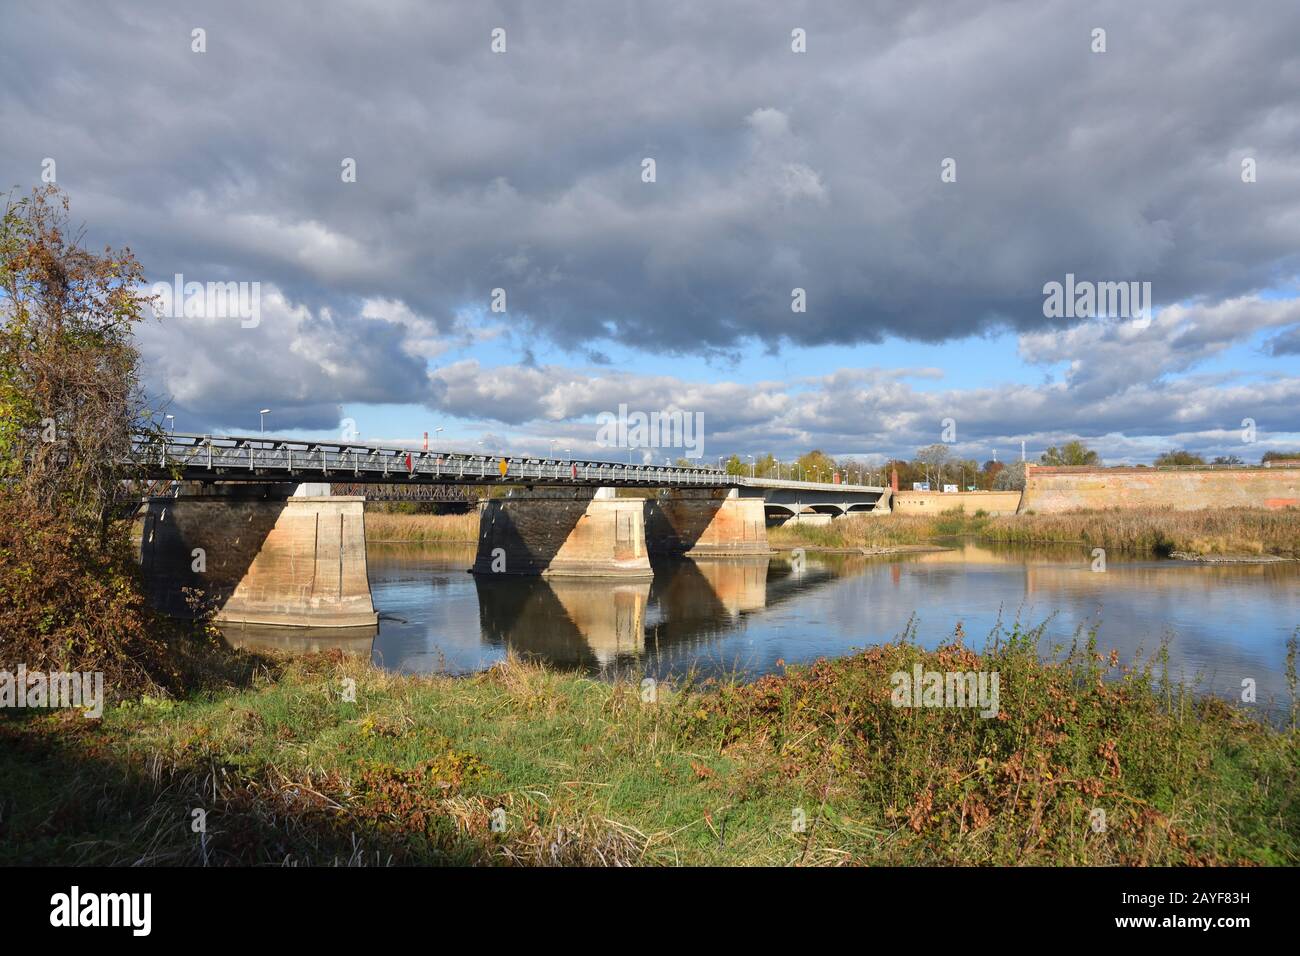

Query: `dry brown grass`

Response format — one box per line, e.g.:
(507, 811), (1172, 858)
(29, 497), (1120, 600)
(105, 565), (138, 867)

(772, 507), (1300, 557)
(364, 511), (479, 543)
(983, 507), (1300, 556)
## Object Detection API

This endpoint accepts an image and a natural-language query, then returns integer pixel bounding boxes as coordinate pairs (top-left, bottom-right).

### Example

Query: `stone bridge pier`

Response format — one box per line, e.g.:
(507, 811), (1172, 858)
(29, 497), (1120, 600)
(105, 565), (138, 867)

(644, 488), (769, 557)
(138, 485), (377, 627)
(472, 487), (769, 578)
(472, 487), (654, 577)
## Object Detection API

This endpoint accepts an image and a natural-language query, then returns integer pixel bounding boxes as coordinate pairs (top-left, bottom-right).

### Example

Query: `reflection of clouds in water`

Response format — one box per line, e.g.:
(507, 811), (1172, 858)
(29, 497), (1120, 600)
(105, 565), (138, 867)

(352, 544), (1297, 709)
(840, 544), (1299, 708)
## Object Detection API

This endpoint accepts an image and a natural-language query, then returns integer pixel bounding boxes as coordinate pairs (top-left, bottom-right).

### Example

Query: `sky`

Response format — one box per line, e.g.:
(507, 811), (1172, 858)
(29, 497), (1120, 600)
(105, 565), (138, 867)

(3, 0), (1299, 466)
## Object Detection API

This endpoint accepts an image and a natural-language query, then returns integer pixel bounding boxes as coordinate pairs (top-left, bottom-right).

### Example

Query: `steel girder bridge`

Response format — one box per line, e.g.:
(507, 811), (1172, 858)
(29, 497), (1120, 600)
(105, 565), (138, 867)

(126, 432), (888, 496)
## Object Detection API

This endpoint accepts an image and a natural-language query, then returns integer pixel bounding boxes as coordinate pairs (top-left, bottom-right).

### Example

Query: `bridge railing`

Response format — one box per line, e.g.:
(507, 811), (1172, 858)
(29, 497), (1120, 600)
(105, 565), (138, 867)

(129, 432), (736, 487)
(126, 433), (887, 492)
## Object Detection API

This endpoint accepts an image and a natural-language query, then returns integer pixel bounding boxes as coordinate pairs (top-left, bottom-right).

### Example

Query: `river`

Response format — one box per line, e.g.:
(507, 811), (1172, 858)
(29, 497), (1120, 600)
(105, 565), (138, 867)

(220, 540), (1299, 711)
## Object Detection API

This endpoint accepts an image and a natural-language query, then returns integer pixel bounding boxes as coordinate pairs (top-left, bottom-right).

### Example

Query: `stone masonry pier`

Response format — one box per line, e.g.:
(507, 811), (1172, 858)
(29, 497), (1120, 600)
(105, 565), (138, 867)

(472, 487), (771, 578)
(472, 488), (653, 577)
(644, 488), (770, 557)
(138, 488), (377, 627)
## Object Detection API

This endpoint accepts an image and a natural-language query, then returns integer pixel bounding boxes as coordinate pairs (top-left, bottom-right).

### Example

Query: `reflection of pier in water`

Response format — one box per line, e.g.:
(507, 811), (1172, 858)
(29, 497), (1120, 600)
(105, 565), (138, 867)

(475, 574), (651, 667)
(222, 546), (916, 676)
(473, 551), (884, 674)
(221, 622), (377, 658)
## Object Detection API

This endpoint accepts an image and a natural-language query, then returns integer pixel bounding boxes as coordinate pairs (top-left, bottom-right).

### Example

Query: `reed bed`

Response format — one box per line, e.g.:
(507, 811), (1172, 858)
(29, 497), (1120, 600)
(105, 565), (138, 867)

(772, 507), (1300, 557)
(364, 511), (479, 543)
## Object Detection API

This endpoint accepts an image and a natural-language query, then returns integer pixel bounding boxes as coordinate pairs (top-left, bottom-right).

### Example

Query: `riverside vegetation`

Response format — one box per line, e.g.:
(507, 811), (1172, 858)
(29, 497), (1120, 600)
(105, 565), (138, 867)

(770, 507), (1300, 558)
(4, 623), (1297, 866)
(365, 510), (480, 543)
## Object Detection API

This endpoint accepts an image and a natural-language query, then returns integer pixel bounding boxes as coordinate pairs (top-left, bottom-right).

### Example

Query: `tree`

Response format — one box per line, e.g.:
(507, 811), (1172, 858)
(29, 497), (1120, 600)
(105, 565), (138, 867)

(795, 449), (836, 482)
(753, 452), (778, 478)
(1261, 450), (1300, 464)
(1211, 455), (1243, 465)
(993, 460), (1026, 491)
(0, 186), (183, 697)
(956, 458), (980, 489)
(1040, 440), (1100, 466)
(836, 457), (877, 485)
(888, 458), (921, 489)
(914, 444), (950, 486)
(1, 185), (158, 540)
(1154, 450), (1206, 467)
(982, 459), (1005, 488)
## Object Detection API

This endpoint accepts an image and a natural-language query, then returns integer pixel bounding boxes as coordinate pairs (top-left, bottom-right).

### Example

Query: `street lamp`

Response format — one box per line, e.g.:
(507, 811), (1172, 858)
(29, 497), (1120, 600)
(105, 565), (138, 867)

(747, 454), (755, 478)
(165, 414), (175, 434)
(259, 408), (270, 434)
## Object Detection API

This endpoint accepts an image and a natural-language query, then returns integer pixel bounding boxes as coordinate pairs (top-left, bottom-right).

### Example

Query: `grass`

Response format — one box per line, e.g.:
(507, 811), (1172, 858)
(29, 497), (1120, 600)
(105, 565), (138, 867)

(771, 507), (1300, 557)
(770, 512), (989, 550)
(364, 511), (479, 543)
(3, 623), (1296, 866)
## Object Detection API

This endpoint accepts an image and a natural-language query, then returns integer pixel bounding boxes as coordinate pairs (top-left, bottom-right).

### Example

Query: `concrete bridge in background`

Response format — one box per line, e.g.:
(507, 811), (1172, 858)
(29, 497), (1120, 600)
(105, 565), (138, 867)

(130, 432), (890, 629)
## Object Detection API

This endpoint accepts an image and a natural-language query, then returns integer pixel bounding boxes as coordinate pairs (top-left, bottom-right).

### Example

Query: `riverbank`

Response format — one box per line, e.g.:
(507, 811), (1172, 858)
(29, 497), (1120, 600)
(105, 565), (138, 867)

(362, 506), (1300, 558)
(3, 629), (1295, 866)
(771, 507), (1300, 558)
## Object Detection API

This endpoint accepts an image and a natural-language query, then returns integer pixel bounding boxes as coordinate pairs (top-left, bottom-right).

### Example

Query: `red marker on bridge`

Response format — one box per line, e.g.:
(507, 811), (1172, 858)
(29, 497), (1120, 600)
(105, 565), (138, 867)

(405, 453), (413, 472)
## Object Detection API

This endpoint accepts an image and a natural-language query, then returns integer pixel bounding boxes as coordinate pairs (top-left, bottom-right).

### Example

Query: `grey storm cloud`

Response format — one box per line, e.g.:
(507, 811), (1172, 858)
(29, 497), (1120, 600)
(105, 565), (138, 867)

(1266, 326), (1300, 356)
(2, 0), (1298, 450)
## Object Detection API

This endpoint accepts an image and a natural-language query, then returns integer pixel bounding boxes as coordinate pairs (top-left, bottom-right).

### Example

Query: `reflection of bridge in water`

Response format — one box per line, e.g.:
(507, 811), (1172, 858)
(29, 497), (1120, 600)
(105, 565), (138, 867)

(218, 547), (888, 675)
(470, 551), (868, 673)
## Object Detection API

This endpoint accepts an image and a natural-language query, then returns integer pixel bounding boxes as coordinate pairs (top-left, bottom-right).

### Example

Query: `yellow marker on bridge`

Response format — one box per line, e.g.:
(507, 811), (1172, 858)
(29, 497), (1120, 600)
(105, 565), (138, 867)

(499, 457), (508, 477)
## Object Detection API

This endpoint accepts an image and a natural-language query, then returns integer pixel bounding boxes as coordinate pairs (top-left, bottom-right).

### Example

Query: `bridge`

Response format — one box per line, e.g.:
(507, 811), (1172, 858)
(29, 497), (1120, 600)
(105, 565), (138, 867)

(130, 432), (889, 630)
(128, 431), (887, 499)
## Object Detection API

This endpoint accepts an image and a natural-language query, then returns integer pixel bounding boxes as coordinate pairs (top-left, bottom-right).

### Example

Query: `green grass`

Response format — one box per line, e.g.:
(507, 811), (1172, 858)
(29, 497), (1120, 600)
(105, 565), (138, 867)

(770, 511), (992, 550)
(3, 624), (1296, 866)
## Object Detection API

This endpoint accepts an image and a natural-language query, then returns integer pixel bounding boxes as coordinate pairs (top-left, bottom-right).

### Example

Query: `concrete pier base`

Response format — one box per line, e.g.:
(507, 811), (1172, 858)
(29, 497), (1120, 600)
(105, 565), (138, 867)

(471, 488), (653, 578)
(139, 493), (377, 627)
(645, 489), (770, 556)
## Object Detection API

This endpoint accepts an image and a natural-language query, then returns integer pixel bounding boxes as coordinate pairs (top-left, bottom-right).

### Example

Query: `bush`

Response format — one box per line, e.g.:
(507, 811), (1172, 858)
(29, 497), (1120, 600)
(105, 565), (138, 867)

(0, 496), (180, 698)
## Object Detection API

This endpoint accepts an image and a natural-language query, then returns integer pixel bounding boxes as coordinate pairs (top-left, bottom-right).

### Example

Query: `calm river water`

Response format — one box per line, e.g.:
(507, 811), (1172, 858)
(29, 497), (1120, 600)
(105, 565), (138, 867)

(220, 541), (1299, 709)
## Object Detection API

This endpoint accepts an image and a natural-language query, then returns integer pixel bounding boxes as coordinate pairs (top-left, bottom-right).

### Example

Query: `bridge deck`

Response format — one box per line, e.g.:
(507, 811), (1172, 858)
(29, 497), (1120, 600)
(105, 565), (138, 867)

(129, 433), (885, 494)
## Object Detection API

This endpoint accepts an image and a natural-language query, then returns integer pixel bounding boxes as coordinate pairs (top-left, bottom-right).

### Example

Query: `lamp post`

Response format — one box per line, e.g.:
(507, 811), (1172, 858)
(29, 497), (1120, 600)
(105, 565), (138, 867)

(165, 414), (175, 434)
(259, 408), (270, 434)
